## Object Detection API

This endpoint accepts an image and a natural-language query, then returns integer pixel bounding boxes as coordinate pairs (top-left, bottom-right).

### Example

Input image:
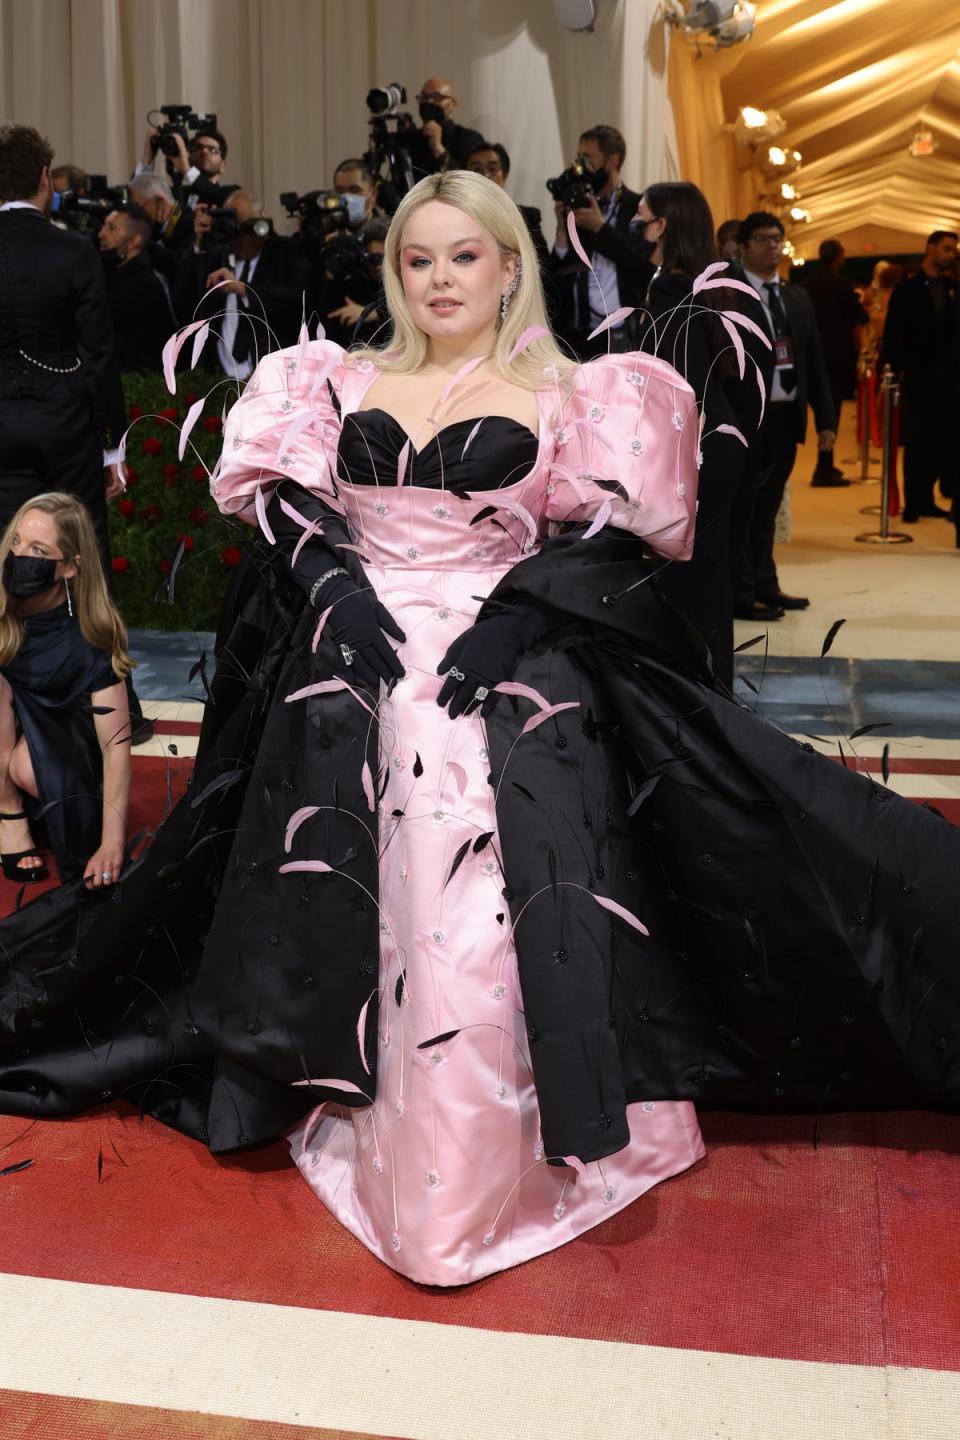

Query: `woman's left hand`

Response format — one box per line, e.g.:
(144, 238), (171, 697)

(83, 844), (124, 890)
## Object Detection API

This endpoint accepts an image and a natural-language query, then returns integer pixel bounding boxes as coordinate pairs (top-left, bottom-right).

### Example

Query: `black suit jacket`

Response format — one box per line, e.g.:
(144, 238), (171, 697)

(104, 252), (175, 374)
(549, 184), (653, 349)
(882, 271), (957, 391)
(749, 277), (836, 444)
(0, 206), (126, 454)
(173, 232), (308, 353)
(804, 265), (868, 396)
(408, 120), (486, 180)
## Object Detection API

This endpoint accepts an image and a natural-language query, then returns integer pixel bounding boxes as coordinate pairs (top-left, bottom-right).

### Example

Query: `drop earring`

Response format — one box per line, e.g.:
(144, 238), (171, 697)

(65, 577), (73, 617)
(500, 257), (522, 320)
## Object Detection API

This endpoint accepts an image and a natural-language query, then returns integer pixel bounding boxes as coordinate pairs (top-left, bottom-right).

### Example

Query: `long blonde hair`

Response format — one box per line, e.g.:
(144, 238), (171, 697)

(0, 493), (133, 678)
(353, 170), (574, 390)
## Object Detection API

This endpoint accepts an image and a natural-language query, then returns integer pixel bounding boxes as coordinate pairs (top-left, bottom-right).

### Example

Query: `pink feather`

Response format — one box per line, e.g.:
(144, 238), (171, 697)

(285, 679), (348, 703)
(563, 1154), (587, 1176)
(178, 396), (206, 461)
(521, 701), (580, 735)
(284, 806), (320, 853)
(278, 860), (333, 874)
(720, 315), (746, 379)
(357, 994), (373, 1075)
(291, 1076), (371, 1096)
(446, 761), (468, 796)
(311, 604), (333, 654)
(691, 261), (729, 294)
(278, 409), (315, 461)
(723, 309), (773, 349)
(396, 437), (411, 486)
(699, 276), (766, 301)
(291, 520), (324, 569)
(254, 485), (275, 545)
(437, 355), (486, 409)
(361, 760), (376, 812)
(586, 306), (636, 341)
(582, 498), (613, 539)
(565, 209), (593, 270)
(460, 418), (484, 458)
(507, 325), (549, 362)
(161, 318), (208, 394)
(593, 893), (649, 936)
(189, 322), (210, 369)
(713, 423), (748, 448)
(751, 355), (767, 425)
(494, 680), (553, 711)
(306, 354), (340, 406)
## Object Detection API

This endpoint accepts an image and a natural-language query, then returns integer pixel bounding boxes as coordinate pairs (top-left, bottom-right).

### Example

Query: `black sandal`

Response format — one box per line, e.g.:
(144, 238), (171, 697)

(0, 810), (49, 883)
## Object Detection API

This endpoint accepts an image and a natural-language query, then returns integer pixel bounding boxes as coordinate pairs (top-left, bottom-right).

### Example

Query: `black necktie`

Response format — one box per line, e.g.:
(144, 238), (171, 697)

(231, 259), (252, 363)
(763, 281), (796, 393)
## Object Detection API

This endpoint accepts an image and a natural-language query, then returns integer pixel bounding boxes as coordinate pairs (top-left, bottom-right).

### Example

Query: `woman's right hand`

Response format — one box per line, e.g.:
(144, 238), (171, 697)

(321, 575), (406, 689)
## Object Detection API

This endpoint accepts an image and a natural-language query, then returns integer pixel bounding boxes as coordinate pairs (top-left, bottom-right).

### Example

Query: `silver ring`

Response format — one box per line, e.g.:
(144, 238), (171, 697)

(340, 644), (355, 667)
(102, 871), (113, 881)
(473, 686), (489, 702)
(449, 667), (466, 682)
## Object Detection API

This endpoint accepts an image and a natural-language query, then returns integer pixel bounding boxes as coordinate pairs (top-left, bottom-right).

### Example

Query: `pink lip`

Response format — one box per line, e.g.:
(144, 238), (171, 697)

(429, 299), (461, 308)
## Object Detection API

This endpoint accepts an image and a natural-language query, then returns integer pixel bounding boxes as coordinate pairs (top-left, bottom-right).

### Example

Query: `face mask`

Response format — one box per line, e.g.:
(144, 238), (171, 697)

(342, 193), (368, 228)
(419, 101), (445, 127)
(2, 553), (59, 598)
(632, 232), (658, 264)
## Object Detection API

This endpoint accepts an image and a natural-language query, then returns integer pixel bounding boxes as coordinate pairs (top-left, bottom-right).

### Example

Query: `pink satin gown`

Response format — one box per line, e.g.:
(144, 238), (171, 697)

(213, 342), (706, 1285)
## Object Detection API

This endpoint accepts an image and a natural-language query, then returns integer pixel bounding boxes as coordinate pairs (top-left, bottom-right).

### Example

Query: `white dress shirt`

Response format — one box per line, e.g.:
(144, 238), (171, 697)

(742, 267), (794, 404)
(554, 191), (624, 332)
(217, 251), (261, 380)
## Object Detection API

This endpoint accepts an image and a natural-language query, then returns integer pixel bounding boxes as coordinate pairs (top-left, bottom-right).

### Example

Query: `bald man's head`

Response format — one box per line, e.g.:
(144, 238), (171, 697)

(417, 76), (458, 121)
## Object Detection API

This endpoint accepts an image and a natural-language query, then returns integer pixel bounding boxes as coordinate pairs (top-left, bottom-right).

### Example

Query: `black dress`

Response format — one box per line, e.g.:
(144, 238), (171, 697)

(1, 602), (116, 881)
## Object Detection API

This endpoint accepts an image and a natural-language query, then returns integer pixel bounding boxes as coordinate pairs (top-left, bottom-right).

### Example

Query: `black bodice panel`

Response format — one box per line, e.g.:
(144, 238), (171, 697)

(336, 408), (539, 491)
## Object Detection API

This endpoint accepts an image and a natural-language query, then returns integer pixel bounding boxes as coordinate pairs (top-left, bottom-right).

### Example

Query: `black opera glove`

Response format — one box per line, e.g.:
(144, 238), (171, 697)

(436, 607), (544, 719)
(316, 570), (406, 689)
(264, 485), (405, 689)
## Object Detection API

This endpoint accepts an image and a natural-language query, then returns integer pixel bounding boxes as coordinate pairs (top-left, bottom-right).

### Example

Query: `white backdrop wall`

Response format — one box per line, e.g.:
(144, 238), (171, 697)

(0, 0), (678, 225)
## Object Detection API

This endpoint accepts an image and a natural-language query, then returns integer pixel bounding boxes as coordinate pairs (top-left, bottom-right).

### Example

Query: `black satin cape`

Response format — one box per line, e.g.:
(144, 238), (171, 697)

(1, 495), (958, 1164)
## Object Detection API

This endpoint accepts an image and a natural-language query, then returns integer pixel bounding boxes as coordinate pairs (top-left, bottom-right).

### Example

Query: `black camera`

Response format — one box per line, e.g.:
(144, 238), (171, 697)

(546, 159), (607, 211)
(206, 206), (273, 247)
(52, 178), (131, 238)
(280, 190), (352, 250)
(149, 105), (218, 159)
(366, 83), (407, 117)
(363, 82), (417, 206)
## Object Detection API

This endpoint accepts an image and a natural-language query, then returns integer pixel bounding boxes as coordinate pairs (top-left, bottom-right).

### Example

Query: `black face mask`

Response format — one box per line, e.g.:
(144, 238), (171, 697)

(2, 554), (59, 598)
(419, 101), (445, 127)
(632, 232), (658, 264)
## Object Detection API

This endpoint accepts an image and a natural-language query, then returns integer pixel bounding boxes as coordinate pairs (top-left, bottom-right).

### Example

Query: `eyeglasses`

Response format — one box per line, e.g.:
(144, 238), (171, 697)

(191, 142), (221, 155)
(749, 232), (784, 245)
(468, 162), (503, 177)
(416, 91), (451, 105)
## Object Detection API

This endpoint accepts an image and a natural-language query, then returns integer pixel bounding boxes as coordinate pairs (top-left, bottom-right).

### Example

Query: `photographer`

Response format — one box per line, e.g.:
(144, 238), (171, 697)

(98, 204), (175, 374)
(312, 160), (387, 344)
(128, 173), (194, 283)
(549, 124), (651, 358)
(138, 120), (237, 209)
(465, 142), (549, 266)
(0, 126), (125, 569)
(408, 76), (484, 179)
(174, 190), (306, 378)
(51, 164), (90, 198)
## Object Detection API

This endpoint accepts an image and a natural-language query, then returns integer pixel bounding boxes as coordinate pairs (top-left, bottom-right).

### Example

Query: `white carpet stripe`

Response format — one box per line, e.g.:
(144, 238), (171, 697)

(1, 1273), (958, 1440)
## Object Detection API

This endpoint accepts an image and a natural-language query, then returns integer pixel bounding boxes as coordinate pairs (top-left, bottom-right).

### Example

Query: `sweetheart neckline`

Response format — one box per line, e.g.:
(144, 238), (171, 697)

(344, 407), (540, 459)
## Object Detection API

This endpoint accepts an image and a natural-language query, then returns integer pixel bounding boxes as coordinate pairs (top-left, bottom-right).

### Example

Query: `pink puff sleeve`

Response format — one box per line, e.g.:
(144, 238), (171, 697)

(543, 352), (700, 561)
(210, 339), (348, 523)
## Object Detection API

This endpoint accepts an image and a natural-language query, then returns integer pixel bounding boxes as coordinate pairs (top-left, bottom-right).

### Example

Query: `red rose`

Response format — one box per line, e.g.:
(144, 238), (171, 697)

(160, 559), (171, 576)
(128, 404), (143, 421)
(116, 498), (136, 517)
(111, 556), (130, 574)
(221, 545), (242, 567)
(189, 507), (209, 527)
(202, 415), (222, 433)
(142, 503), (162, 524)
(191, 464), (208, 484)
(141, 436), (163, 456)
(161, 462), (178, 478)
(176, 533), (195, 552)
(158, 406), (179, 421)
(121, 465), (137, 488)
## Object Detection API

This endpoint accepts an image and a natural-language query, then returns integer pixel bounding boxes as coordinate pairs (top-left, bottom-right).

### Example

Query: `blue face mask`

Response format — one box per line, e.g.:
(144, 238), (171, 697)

(342, 192), (368, 228)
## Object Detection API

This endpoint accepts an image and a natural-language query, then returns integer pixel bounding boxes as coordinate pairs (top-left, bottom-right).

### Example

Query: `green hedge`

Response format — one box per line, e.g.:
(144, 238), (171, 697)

(107, 369), (249, 630)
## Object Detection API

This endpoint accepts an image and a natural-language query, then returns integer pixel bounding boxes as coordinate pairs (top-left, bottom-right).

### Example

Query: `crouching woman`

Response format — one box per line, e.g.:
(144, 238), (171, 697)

(0, 493), (133, 888)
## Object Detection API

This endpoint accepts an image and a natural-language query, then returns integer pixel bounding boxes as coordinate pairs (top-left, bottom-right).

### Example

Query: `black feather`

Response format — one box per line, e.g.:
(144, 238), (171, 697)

(473, 831), (494, 853)
(849, 723), (890, 740)
(0, 1158), (34, 1177)
(394, 970), (406, 1007)
(881, 743), (890, 784)
(189, 767), (247, 809)
(97, 1145), (103, 1184)
(412, 752), (423, 778)
(820, 618), (846, 658)
(627, 774), (660, 816)
(416, 1029), (460, 1050)
(511, 782), (536, 803)
(470, 506), (497, 526)
(444, 839), (471, 888)
(733, 633), (766, 654)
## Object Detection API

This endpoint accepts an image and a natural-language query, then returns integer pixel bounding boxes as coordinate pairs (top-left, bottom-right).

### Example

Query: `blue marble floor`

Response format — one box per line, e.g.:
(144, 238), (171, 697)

(129, 631), (957, 738)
